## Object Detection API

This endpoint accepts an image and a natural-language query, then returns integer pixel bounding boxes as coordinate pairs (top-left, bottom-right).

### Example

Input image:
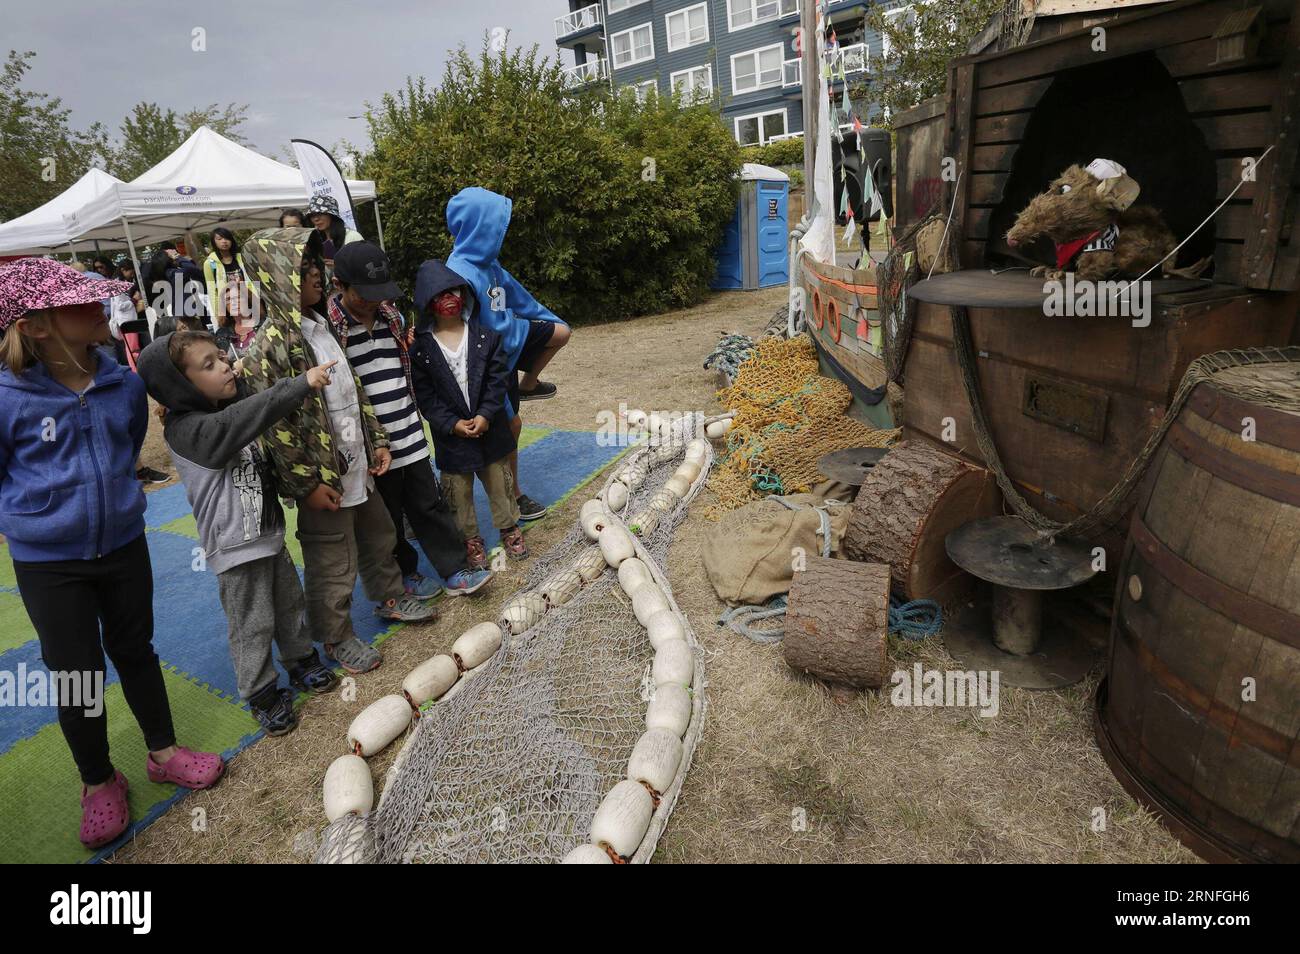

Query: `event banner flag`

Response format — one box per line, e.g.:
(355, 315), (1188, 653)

(291, 139), (357, 232)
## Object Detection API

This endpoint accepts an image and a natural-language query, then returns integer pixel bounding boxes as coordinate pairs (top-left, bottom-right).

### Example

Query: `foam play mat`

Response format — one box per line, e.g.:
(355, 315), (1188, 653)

(0, 424), (624, 863)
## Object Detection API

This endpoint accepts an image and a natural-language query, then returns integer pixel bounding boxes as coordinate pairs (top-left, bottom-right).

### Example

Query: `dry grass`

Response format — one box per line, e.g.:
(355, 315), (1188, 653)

(110, 286), (1196, 864)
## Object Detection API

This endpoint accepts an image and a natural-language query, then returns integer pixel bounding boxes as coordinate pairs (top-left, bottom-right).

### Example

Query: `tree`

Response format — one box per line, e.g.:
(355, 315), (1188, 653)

(110, 101), (249, 180)
(361, 39), (739, 322)
(0, 50), (108, 222)
(864, 0), (1003, 127)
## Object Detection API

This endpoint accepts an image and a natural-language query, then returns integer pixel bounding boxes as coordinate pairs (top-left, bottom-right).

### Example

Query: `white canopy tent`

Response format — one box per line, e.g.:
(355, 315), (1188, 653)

(0, 168), (125, 256)
(63, 126), (381, 257)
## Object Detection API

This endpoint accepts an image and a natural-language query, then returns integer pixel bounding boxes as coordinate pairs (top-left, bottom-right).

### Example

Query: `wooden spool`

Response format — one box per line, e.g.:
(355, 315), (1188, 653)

(842, 440), (1000, 605)
(1096, 357), (1300, 864)
(783, 557), (890, 691)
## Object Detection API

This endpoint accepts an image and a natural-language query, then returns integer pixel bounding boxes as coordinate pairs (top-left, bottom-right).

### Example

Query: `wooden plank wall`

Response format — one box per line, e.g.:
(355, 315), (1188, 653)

(953, 0), (1297, 290)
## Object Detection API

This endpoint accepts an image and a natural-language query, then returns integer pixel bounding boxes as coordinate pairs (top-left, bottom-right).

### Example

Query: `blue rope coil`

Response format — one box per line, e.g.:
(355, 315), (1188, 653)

(888, 597), (943, 641)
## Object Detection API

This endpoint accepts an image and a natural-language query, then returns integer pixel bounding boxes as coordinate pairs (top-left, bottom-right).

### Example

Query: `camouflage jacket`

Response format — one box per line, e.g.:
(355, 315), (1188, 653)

(239, 228), (388, 502)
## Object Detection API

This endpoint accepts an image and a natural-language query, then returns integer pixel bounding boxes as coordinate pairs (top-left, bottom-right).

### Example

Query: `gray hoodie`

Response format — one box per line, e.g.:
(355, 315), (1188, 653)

(137, 334), (312, 575)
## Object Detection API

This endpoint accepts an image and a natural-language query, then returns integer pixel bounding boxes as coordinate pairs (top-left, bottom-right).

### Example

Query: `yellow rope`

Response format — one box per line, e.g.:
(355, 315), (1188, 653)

(707, 337), (900, 516)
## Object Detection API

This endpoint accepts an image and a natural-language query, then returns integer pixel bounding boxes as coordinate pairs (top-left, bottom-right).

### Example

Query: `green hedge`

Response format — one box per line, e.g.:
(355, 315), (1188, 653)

(362, 44), (742, 323)
(738, 137), (804, 168)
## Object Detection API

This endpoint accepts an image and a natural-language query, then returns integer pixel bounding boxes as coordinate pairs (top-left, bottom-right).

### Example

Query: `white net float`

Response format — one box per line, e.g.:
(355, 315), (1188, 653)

(500, 593), (547, 635)
(618, 557), (652, 596)
(652, 639), (693, 688)
(632, 586), (669, 626)
(604, 480), (629, 512)
(580, 505), (607, 541)
(589, 779), (654, 860)
(598, 525), (636, 567)
(539, 567), (582, 608)
(705, 418), (732, 440)
(347, 695), (413, 757)
(675, 461), (702, 486)
(452, 622), (503, 670)
(684, 438), (708, 462)
(647, 490), (676, 514)
(644, 609), (686, 650)
(627, 728), (684, 797)
(323, 753), (374, 822)
(572, 545), (608, 582)
(627, 508), (659, 537)
(562, 843), (615, 864)
(646, 682), (691, 738)
(402, 654), (459, 708)
(663, 475), (691, 499)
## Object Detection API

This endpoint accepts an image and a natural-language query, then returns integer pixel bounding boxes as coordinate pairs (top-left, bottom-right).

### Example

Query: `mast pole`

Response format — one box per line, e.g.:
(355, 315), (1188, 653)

(801, 0), (817, 185)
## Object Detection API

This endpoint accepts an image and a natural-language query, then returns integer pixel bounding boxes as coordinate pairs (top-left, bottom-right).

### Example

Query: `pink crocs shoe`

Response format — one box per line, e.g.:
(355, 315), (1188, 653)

(146, 746), (225, 790)
(80, 770), (130, 849)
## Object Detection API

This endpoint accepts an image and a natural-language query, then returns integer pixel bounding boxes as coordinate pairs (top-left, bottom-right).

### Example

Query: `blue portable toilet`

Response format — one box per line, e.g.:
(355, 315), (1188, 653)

(712, 163), (790, 290)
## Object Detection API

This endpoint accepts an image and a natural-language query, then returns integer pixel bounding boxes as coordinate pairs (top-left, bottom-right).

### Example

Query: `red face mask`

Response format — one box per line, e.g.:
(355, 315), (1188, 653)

(433, 291), (462, 318)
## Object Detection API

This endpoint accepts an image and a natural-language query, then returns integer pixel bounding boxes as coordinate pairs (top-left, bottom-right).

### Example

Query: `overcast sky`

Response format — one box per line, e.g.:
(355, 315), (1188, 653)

(10, 0), (567, 158)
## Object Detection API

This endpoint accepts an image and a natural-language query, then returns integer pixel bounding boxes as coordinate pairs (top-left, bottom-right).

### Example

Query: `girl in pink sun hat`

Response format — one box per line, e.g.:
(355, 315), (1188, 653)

(0, 257), (225, 851)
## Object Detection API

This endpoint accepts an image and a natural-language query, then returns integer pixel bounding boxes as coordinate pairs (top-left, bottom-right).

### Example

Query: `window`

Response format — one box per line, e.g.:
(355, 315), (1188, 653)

(607, 0), (649, 13)
(666, 3), (709, 51)
(881, 5), (919, 59)
(728, 0), (783, 31)
(671, 65), (713, 103)
(611, 23), (655, 68)
(734, 108), (787, 146)
(633, 79), (658, 103)
(731, 44), (784, 93)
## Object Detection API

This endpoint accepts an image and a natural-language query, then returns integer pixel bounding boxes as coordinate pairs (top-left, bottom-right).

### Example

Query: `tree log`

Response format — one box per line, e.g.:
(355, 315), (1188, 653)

(783, 557), (890, 690)
(843, 440), (1000, 606)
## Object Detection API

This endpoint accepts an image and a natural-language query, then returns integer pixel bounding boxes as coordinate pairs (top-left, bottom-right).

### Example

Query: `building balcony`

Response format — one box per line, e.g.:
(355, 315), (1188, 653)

(555, 4), (603, 47)
(562, 57), (609, 89)
(781, 42), (868, 91)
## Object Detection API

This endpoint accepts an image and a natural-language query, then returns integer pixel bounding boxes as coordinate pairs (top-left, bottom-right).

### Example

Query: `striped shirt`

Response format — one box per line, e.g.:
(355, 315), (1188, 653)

(342, 314), (429, 470)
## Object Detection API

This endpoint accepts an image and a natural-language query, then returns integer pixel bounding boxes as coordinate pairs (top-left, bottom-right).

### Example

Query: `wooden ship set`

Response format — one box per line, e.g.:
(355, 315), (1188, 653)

(783, 0), (1300, 863)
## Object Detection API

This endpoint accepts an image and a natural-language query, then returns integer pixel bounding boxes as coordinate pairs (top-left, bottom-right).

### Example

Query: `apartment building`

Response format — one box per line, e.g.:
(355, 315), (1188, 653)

(554, 0), (911, 147)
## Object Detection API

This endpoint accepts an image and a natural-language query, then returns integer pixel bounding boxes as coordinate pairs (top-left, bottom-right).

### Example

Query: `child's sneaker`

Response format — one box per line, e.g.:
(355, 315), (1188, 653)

(326, 637), (382, 673)
(501, 526), (529, 560)
(375, 596), (437, 623)
(444, 568), (493, 597)
(287, 652), (338, 694)
(403, 572), (441, 601)
(249, 684), (299, 737)
(465, 535), (488, 572)
(516, 494), (548, 521)
(80, 769), (130, 849)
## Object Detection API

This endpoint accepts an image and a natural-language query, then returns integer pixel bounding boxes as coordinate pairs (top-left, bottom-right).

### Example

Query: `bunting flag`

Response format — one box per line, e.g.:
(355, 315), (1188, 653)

(903, 250), (915, 271)
(852, 115), (864, 134)
(839, 187), (849, 216)
(876, 210), (889, 238)
(843, 218), (857, 246)
(856, 310), (869, 339)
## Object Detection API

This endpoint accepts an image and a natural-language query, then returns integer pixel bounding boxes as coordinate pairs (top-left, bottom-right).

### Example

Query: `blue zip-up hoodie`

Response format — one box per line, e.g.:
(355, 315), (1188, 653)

(444, 187), (566, 373)
(0, 348), (149, 561)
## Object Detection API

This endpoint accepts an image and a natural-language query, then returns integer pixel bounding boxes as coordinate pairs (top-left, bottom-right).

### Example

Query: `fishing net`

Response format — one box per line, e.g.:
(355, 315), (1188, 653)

(314, 416), (713, 864)
(708, 336), (899, 515)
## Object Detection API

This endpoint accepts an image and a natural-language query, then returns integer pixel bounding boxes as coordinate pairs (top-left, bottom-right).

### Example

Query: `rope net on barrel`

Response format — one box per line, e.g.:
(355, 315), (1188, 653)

(708, 336), (899, 515)
(313, 419), (710, 864)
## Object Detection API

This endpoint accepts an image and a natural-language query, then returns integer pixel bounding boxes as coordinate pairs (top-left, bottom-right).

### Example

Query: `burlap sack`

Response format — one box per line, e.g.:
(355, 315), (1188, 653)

(915, 218), (953, 274)
(703, 494), (850, 606)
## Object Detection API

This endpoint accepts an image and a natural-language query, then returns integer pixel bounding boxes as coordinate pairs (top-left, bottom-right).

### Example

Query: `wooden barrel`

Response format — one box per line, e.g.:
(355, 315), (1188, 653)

(1096, 358), (1300, 863)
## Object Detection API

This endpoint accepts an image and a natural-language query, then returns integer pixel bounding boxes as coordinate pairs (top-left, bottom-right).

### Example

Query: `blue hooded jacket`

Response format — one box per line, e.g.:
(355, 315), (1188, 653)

(0, 348), (149, 561)
(444, 187), (565, 373)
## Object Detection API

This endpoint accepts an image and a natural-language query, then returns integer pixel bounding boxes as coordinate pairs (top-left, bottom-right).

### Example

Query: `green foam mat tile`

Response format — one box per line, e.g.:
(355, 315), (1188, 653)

(0, 668), (258, 864)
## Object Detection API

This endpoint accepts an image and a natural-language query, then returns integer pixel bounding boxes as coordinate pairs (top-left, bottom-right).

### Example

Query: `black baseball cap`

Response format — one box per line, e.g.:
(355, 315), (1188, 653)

(333, 241), (402, 301)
